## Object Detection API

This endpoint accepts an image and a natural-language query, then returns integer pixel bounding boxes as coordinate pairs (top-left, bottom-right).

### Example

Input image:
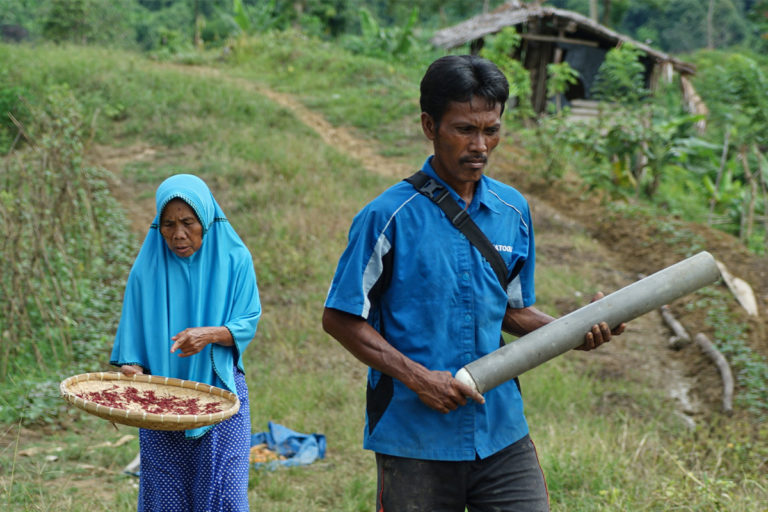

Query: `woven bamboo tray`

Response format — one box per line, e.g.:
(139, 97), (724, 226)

(60, 372), (240, 430)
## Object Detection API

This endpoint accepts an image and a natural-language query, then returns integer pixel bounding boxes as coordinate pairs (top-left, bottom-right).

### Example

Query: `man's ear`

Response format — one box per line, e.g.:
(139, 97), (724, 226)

(421, 112), (437, 141)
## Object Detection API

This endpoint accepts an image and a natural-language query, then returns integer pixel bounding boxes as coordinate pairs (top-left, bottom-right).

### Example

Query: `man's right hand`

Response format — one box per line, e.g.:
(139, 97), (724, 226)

(322, 308), (485, 413)
(414, 369), (485, 413)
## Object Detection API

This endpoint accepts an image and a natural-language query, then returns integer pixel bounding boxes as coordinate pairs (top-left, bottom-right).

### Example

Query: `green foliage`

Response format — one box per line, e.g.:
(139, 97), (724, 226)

(549, 0), (758, 52)
(40, 0), (141, 47)
(5, 0), (767, 55)
(540, 44), (751, 211)
(693, 51), (768, 148)
(749, 0), (768, 51)
(546, 61), (579, 113)
(592, 43), (649, 105)
(555, 104), (709, 198)
(480, 27), (534, 119)
(245, 0), (287, 32)
(200, 16), (239, 44)
(233, 0), (251, 33)
(0, 75), (29, 154)
(340, 6), (421, 60)
(42, 0), (88, 43)
(630, 0), (752, 51)
(688, 50), (768, 248)
(527, 115), (571, 183)
(0, 84), (134, 424)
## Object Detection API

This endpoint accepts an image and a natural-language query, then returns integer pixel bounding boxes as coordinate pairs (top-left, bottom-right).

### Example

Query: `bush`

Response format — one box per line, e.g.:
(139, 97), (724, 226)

(0, 79), (29, 153)
(0, 84), (135, 423)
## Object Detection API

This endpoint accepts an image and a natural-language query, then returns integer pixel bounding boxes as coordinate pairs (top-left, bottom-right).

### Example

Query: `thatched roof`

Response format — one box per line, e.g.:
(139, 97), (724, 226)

(431, 1), (696, 75)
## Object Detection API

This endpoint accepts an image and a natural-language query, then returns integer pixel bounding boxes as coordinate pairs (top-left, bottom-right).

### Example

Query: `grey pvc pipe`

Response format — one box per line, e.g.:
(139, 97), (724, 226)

(455, 251), (721, 394)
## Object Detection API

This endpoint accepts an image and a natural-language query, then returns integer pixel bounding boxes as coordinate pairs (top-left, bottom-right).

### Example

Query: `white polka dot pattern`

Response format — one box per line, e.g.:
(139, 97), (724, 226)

(137, 368), (250, 511)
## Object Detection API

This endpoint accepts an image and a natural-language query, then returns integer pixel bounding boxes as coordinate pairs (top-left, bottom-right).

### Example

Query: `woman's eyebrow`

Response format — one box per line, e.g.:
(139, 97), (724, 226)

(163, 214), (197, 222)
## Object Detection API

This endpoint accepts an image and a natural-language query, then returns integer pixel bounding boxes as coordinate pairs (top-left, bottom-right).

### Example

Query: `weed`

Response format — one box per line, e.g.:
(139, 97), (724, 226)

(0, 84), (133, 423)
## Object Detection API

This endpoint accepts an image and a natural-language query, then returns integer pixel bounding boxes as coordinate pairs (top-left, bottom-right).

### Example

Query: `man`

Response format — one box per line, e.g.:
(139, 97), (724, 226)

(322, 55), (622, 511)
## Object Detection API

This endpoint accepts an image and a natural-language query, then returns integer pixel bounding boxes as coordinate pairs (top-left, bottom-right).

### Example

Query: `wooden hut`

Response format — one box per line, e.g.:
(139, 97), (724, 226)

(431, 1), (706, 123)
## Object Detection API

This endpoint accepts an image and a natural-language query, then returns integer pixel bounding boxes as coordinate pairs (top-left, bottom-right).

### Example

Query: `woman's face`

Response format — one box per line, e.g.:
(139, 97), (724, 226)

(160, 198), (203, 258)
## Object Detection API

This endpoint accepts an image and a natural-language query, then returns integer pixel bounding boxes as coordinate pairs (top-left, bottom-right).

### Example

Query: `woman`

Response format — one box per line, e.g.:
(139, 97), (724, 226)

(110, 174), (261, 511)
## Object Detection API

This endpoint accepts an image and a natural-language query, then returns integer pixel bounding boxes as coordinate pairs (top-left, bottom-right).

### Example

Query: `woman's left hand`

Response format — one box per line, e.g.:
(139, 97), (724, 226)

(170, 326), (233, 357)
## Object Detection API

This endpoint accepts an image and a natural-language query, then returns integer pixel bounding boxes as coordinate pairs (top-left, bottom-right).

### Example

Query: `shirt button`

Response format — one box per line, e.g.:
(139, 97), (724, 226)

(462, 272), (469, 280)
(464, 314), (471, 322)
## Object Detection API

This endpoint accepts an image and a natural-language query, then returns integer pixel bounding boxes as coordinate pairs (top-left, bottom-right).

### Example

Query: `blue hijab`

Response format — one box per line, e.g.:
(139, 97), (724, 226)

(110, 174), (261, 437)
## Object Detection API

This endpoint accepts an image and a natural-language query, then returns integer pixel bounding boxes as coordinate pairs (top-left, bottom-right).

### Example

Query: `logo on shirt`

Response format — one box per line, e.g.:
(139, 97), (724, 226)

(494, 244), (513, 253)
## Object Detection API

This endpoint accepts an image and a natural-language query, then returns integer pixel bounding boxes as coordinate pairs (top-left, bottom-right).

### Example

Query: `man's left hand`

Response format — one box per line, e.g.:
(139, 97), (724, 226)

(575, 292), (625, 351)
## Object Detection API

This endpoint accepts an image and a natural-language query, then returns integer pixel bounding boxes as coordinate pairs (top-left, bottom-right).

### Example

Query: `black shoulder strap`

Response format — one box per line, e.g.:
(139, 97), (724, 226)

(405, 171), (510, 287)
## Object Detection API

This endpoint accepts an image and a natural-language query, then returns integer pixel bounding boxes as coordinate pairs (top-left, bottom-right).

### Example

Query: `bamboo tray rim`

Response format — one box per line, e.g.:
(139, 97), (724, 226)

(60, 371), (240, 430)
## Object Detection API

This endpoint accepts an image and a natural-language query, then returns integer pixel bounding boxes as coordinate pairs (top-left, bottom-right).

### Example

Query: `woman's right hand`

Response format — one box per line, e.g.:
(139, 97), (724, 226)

(120, 364), (144, 376)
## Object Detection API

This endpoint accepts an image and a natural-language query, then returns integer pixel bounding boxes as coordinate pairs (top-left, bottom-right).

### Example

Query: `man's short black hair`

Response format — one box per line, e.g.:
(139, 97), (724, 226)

(420, 55), (510, 126)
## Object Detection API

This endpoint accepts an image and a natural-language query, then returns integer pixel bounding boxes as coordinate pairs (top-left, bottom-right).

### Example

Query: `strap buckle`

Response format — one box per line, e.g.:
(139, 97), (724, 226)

(418, 178), (446, 201)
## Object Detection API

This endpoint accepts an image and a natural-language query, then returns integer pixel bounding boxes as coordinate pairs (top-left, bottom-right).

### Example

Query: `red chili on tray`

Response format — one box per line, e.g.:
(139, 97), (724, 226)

(80, 385), (224, 415)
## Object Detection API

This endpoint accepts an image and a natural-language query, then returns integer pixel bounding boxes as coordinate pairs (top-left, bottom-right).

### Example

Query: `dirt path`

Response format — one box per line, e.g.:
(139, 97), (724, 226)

(170, 65), (412, 179)
(87, 65), (768, 427)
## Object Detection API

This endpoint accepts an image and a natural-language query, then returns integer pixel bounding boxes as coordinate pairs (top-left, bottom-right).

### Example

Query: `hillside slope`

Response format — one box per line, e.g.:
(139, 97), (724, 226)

(92, 66), (767, 427)
(500, 162), (768, 423)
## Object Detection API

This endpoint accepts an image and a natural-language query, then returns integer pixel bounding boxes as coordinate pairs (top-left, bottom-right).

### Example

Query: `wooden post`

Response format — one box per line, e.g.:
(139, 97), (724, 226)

(739, 145), (757, 242)
(754, 146), (768, 253)
(523, 18), (552, 114)
(193, 0), (201, 48)
(553, 30), (565, 113)
(708, 130), (730, 222)
(601, 0), (612, 27)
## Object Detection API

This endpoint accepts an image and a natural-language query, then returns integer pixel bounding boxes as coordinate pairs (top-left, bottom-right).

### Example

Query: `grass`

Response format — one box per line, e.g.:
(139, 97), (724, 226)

(527, 358), (768, 511)
(1, 36), (767, 510)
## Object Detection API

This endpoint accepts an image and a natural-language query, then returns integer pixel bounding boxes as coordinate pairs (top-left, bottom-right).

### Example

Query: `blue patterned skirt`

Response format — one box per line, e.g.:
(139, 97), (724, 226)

(138, 369), (250, 512)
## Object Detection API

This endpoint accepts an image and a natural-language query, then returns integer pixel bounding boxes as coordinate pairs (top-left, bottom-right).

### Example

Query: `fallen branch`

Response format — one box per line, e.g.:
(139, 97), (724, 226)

(694, 333), (734, 415)
(660, 304), (691, 350)
(659, 306), (734, 414)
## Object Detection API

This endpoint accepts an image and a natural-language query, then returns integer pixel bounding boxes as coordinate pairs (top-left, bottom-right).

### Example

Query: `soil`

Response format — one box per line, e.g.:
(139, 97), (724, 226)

(87, 68), (768, 427)
(493, 146), (768, 425)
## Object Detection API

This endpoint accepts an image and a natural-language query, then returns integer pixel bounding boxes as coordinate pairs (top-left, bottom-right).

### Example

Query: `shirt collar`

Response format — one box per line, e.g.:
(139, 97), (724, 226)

(421, 156), (501, 214)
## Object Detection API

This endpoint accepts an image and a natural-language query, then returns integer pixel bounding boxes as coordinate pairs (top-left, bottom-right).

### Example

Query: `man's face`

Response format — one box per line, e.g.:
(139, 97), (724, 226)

(160, 198), (203, 258)
(421, 96), (502, 192)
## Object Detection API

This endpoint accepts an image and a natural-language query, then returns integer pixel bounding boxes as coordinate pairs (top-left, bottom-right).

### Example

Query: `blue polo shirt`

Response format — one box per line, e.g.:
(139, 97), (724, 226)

(325, 156), (536, 461)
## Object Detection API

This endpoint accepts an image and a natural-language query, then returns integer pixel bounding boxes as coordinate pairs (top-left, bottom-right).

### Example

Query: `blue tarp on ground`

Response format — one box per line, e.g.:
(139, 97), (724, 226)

(250, 421), (326, 470)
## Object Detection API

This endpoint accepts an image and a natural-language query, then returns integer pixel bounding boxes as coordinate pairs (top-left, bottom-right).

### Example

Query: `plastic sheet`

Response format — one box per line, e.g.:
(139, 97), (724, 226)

(250, 421), (326, 470)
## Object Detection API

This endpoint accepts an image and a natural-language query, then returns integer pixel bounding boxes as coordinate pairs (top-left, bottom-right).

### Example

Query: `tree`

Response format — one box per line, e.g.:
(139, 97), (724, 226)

(591, 43), (648, 105)
(479, 27), (533, 119)
(43, 0), (89, 43)
(546, 62), (579, 114)
(748, 0), (768, 50)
